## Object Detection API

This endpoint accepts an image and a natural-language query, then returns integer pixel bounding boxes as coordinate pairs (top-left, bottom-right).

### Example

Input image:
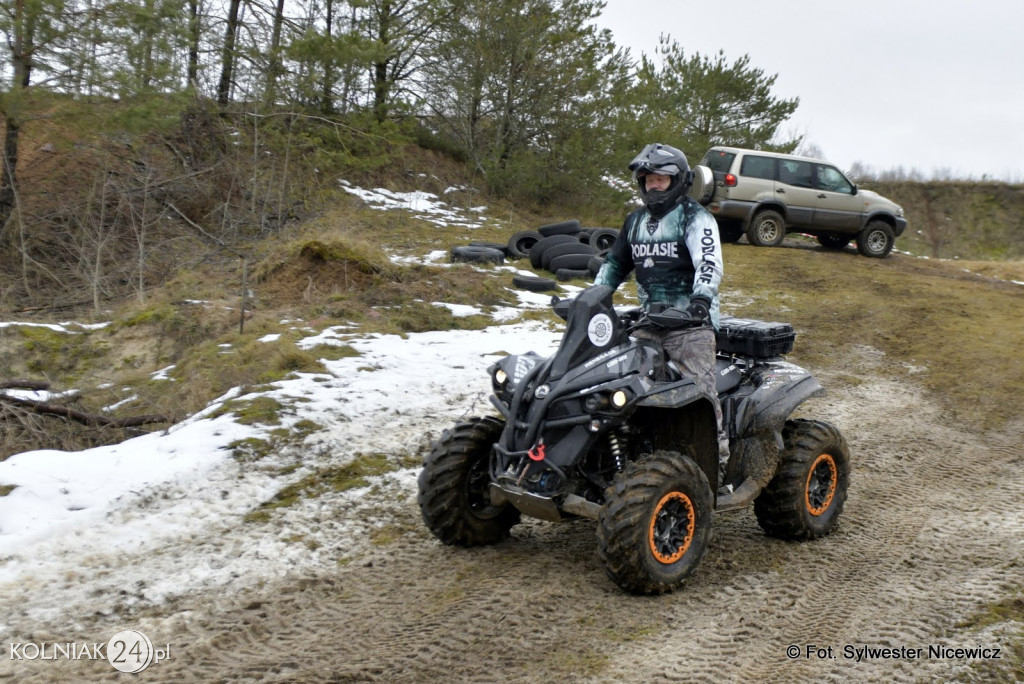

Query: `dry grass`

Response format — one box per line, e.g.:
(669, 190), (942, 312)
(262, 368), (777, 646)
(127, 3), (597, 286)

(720, 241), (1024, 431)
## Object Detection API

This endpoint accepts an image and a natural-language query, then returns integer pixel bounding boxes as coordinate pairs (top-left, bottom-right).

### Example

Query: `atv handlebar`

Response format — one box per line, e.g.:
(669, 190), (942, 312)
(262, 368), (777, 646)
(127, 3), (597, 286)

(641, 306), (708, 330)
(550, 295), (706, 331)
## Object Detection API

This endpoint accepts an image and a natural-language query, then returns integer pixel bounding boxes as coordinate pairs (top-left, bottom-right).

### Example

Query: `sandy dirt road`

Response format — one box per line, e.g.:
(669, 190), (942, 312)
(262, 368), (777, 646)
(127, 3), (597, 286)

(3, 353), (1022, 683)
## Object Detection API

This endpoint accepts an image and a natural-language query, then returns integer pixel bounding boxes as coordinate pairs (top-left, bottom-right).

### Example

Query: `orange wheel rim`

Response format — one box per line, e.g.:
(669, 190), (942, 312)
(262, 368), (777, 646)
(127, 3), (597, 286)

(648, 491), (695, 564)
(805, 453), (838, 516)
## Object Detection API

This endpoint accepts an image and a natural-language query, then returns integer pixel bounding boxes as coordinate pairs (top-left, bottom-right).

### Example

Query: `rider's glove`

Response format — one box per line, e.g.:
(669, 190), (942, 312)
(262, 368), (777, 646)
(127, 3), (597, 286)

(685, 296), (711, 324)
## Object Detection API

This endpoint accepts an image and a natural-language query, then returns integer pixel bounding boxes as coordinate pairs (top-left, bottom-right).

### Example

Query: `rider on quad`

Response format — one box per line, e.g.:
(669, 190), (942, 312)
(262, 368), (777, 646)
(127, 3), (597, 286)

(594, 143), (730, 483)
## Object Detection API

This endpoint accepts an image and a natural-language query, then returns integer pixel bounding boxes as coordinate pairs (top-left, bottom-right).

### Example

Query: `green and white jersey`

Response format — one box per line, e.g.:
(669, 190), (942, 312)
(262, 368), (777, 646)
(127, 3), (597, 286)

(595, 197), (723, 327)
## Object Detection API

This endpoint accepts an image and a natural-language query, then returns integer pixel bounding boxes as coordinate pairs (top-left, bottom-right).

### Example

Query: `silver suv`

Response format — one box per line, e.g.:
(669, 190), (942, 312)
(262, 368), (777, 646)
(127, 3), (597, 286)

(698, 146), (907, 257)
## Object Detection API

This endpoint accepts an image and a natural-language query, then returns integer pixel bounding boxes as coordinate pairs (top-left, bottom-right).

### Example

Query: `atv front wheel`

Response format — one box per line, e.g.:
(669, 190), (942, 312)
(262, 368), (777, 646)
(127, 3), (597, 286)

(597, 450), (713, 594)
(418, 416), (520, 546)
(754, 419), (850, 540)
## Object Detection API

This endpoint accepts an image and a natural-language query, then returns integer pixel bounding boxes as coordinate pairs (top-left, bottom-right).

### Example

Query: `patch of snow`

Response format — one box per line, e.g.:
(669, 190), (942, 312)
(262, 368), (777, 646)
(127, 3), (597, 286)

(339, 181), (490, 229)
(433, 302), (482, 317)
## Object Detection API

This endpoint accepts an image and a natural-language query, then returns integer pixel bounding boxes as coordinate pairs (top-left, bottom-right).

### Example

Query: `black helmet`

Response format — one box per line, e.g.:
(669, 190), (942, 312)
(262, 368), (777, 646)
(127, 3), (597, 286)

(628, 143), (693, 218)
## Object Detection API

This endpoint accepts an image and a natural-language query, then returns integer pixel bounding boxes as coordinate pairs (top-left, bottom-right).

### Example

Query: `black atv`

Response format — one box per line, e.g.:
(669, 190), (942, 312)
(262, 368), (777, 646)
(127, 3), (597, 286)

(417, 285), (850, 594)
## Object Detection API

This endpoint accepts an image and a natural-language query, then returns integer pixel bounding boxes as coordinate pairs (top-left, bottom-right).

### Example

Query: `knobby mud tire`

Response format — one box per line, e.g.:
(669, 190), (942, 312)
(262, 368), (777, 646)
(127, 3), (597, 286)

(597, 450), (713, 595)
(754, 419), (851, 541)
(417, 416), (520, 546)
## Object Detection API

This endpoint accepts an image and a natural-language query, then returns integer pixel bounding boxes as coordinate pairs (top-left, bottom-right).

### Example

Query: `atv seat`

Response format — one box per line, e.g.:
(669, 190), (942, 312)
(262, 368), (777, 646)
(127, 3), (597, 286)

(663, 358), (742, 395)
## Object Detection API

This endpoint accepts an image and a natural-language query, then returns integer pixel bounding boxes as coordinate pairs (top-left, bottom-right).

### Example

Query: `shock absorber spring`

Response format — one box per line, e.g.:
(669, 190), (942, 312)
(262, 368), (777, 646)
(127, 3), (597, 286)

(607, 428), (627, 472)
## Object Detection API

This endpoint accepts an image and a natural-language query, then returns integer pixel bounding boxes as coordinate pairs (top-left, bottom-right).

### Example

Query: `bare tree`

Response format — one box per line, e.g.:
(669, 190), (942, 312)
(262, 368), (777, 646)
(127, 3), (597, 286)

(217, 0), (244, 105)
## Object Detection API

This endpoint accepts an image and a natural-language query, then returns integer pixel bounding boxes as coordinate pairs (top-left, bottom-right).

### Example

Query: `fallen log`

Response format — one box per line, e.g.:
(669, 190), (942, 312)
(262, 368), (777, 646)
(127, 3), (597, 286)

(0, 394), (169, 428)
(0, 379), (51, 391)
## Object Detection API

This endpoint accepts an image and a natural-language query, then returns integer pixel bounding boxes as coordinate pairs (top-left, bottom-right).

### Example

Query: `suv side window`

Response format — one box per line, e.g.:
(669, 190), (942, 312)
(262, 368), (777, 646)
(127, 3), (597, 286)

(740, 155), (776, 180)
(703, 150), (735, 173)
(778, 160), (814, 188)
(816, 165), (855, 194)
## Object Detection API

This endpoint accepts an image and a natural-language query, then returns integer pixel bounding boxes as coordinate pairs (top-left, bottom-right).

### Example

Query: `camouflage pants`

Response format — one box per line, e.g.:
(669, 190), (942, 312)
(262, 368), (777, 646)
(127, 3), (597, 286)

(633, 326), (728, 468)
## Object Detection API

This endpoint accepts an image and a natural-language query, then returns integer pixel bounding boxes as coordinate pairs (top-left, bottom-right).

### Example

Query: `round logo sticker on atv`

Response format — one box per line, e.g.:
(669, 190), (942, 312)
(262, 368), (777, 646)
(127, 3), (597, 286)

(588, 314), (613, 347)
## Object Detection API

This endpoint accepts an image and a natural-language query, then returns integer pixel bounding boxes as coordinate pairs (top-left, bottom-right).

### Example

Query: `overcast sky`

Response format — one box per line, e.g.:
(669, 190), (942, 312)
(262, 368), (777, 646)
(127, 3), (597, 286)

(597, 0), (1024, 181)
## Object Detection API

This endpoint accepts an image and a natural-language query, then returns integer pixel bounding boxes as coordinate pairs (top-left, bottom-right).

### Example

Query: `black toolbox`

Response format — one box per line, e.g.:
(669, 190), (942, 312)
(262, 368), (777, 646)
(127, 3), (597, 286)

(716, 317), (796, 358)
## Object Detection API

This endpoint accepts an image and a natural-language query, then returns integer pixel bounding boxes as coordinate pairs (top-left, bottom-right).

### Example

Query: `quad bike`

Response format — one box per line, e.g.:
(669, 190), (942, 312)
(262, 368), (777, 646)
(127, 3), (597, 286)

(417, 285), (850, 594)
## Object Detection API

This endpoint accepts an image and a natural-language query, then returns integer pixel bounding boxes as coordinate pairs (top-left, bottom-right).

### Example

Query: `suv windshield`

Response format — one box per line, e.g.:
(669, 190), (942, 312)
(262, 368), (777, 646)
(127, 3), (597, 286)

(702, 150), (735, 174)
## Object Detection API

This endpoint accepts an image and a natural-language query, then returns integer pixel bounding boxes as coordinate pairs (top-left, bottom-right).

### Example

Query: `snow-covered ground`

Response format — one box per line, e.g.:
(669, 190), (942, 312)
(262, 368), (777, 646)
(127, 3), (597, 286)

(0, 184), (578, 632)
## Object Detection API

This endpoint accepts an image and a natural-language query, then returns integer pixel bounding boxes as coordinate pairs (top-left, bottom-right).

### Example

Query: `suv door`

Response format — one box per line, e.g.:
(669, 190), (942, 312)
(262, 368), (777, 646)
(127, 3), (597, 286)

(812, 164), (862, 232)
(774, 159), (817, 228)
(736, 152), (777, 205)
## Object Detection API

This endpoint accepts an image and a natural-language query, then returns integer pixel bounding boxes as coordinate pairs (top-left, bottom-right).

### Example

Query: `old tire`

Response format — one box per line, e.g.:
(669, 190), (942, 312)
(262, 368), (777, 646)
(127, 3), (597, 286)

(548, 252), (594, 272)
(555, 268), (591, 282)
(450, 245), (505, 265)
(469, 240), (510, 256)
(587, 255), (605, 275)
(512, 274), (558, 292)
(747, 209), (786, 247)
(588, 228), (620, 251)
(418, 416), (520, 546)
(541, 242), (597, 271)
(597, 450), (713, 594)
(537, 219), (581, 237)
(817, 233), (851, 250)
(507, 230), (543, 259)
(856, 221), (895, 258)
(754, 419), (850, 541)
(529, 234), (578, 269)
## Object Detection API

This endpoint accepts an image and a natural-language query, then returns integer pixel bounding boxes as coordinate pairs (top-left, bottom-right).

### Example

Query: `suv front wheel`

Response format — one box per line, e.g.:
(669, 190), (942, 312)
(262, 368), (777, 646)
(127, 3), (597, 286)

(857, 221), (895, 258)
(747, 209), (786, 247)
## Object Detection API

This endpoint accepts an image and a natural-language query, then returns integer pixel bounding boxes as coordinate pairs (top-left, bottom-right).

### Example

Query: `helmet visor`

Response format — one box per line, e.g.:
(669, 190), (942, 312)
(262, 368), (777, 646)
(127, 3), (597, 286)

(629, 143), (685, 179)
(633, 163), (682, 179)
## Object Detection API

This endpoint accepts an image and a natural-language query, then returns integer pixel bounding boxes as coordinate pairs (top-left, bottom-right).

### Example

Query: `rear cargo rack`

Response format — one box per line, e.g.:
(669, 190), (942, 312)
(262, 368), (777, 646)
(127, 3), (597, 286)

(716, 317), (796, 358)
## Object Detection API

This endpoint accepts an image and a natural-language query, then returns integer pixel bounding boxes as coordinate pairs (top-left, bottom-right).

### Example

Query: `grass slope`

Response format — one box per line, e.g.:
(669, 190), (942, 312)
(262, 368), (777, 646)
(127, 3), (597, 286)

(720, 241), (1023, 431)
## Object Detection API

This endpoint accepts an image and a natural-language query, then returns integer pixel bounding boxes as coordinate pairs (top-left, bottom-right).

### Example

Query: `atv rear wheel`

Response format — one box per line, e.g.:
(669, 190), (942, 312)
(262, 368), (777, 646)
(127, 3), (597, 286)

(754, 419), (850, 540)
(418, 416), (520, 546)
(597, 450), (713, 594)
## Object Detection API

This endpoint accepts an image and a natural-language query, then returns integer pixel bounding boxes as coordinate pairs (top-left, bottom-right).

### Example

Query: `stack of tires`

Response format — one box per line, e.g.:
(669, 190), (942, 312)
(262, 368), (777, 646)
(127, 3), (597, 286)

(512, 220), (617, 292)
(447, 218), (619, 293)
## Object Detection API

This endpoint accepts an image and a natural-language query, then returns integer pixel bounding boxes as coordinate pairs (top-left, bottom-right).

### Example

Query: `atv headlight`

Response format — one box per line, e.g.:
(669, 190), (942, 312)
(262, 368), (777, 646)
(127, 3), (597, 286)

(495, 369), (508, 385)
(611, 390), (628, 408)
